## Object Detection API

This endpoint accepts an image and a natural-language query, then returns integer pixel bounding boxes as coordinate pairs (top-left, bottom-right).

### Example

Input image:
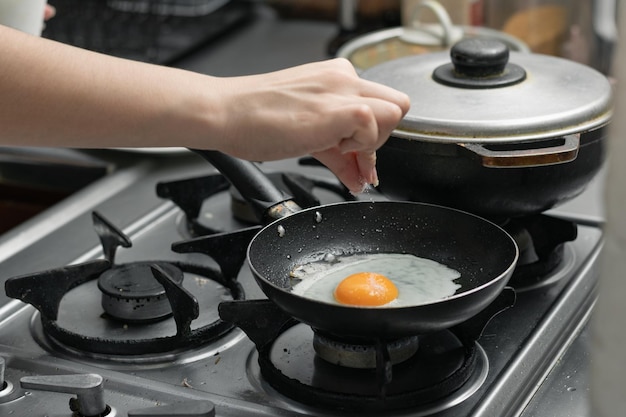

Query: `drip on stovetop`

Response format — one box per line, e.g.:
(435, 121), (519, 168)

(3, 211), (247, 358)
(218, 289), (515, 413)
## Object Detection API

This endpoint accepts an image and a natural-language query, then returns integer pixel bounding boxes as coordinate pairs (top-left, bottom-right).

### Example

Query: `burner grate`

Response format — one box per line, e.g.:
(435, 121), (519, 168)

(3, 212), (247, 357)
(504, 214), (578, 288)
(218, 290), (515, 412)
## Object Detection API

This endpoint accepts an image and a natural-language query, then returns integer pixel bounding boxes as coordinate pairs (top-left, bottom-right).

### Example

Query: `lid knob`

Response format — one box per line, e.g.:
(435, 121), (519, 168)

(451, 38), (509, 77)
(433, 39), (526, 89)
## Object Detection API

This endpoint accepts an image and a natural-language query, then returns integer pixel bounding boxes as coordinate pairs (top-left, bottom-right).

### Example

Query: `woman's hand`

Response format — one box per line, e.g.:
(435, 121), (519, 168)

(210, 59), (410, 193)
(44, 4), (56, 21)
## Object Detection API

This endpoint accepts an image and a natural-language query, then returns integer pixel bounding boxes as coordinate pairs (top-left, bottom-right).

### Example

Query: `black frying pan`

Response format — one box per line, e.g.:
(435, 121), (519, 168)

(193, 150), (518, 340)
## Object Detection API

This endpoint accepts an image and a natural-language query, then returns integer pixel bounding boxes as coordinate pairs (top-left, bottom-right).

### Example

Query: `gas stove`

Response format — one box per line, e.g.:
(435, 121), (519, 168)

(0, 152), (602, 416)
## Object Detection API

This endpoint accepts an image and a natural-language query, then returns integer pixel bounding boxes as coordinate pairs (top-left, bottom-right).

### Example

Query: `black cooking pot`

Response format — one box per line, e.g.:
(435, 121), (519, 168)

(376, 128), (606, 219)
(189, 150), (518, 341)
(361, 39), (613, 218)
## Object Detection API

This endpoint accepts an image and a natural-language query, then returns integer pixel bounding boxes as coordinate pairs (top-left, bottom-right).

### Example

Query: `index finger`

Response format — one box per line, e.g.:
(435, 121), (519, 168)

(358, 79), (411, 117)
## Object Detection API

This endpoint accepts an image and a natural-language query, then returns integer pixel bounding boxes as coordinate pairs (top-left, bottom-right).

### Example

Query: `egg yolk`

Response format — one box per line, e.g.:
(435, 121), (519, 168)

(334, 272), (398, 306)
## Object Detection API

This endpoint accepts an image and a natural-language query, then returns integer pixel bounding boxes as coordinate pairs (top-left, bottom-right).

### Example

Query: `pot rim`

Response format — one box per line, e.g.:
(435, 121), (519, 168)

(390, 113), (613, 144)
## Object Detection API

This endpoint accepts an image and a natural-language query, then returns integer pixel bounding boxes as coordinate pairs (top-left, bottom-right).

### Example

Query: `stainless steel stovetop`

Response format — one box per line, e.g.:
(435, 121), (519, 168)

(0, 152), (603, 417)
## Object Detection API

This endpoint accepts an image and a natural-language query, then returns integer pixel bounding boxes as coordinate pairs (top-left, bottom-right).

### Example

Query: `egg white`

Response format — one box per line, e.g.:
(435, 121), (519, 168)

(290, 253), (461, 308)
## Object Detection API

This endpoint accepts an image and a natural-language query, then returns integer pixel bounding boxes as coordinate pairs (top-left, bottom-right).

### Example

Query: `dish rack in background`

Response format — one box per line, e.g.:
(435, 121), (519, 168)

(42, 0), (253, 65)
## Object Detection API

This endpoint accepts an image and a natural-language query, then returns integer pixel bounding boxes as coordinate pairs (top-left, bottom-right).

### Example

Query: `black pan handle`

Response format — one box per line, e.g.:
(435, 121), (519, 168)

(190, 149), (301, 223)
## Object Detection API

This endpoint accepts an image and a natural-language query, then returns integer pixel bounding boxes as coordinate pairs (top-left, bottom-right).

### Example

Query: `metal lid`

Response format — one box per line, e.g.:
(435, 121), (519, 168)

(360, 39), (614, 143)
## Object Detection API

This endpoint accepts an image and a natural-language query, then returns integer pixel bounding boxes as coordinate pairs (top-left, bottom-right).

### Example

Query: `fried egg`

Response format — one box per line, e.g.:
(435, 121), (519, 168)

(290, 253), (461, 308)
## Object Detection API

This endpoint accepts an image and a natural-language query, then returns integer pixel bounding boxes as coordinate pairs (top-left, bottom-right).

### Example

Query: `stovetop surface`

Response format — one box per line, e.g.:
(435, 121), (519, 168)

(0, 154), (603, 417)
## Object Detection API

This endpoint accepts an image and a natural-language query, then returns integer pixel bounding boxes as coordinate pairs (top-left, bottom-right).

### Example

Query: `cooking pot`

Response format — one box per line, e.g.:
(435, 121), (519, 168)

(360, 38), (613, 219)
(180, 150), (518, 341)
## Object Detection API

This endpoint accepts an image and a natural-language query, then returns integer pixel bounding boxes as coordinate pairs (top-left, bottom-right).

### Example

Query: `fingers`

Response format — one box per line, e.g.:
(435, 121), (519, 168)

(336, 97), (405, 154)
(356, 151), (379, 187)
(336, 104), (379, 154)
(308, 59), (409, 154)
(312, 64), (409, 193)
(312, 149), (364, 194)
(312, 149), (379, 194)
(332, 67), (410, 155)
(329, 57), (410, 108)
(44, 5), (56, 21)
(357, 77), (411, 117)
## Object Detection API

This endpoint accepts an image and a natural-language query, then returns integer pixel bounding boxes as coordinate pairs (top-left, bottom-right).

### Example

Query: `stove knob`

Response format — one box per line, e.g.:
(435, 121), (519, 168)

(128, 400), (215, 417)
(20, 373), (107, 417)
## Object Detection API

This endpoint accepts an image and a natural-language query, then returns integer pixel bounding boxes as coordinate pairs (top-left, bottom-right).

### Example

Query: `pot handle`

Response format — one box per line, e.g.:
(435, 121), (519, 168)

(190, 149), (301, 223)
(460, 134), (580, 168)
(401, 0), (464, 46)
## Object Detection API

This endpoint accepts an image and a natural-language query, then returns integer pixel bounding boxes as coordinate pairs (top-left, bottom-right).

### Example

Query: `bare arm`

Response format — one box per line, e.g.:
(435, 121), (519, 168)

(0, 25), (409, 193)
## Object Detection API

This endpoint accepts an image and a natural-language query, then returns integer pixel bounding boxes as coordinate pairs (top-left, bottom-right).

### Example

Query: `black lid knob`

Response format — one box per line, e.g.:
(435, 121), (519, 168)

(432, 38), (526, 89)
(451, 38), (509, 77)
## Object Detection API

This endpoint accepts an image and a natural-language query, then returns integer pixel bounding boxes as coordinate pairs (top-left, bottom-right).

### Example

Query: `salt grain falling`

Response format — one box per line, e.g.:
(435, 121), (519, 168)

(277, 225), (285, 237)
(315, 211), (323, 223)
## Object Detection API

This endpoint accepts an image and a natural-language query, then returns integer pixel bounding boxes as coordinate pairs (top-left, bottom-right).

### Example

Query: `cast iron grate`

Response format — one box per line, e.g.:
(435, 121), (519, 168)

(217, 289), (515, 413)
(4, 211), (249, 356)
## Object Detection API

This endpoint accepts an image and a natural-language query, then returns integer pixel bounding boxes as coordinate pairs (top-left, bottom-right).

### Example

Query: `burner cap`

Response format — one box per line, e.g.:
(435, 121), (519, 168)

(313, 332), (419, 369)
(98, 262), (184, 322)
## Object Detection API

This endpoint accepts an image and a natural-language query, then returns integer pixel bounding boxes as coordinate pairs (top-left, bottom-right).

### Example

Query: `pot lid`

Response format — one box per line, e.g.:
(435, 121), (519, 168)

(360, 38), (614, 143)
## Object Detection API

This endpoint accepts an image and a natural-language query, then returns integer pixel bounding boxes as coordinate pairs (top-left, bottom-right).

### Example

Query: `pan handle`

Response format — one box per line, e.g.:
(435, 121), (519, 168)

(460, 133), (580, 168)
(190, 149), (301, 223)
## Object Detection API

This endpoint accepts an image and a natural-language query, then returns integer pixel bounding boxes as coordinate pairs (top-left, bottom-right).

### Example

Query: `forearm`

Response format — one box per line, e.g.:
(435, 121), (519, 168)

(0, 25), (223, 149)
(0, 24), (409, 193)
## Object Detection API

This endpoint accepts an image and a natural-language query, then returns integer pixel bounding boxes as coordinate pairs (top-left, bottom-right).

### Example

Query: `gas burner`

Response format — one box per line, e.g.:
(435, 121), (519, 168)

(218, 289), (515, 413)
(312, 332), (419, 369)
(501, 215), (578, 288)
(157, 159), (354, 237)
(3, 211), (249, 359)
(98, 261), (184, 322)
(264, 324), (486, 413)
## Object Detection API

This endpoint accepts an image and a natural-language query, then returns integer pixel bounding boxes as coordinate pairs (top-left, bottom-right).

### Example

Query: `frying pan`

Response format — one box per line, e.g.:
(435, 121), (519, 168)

(193, 150), (518, 340)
